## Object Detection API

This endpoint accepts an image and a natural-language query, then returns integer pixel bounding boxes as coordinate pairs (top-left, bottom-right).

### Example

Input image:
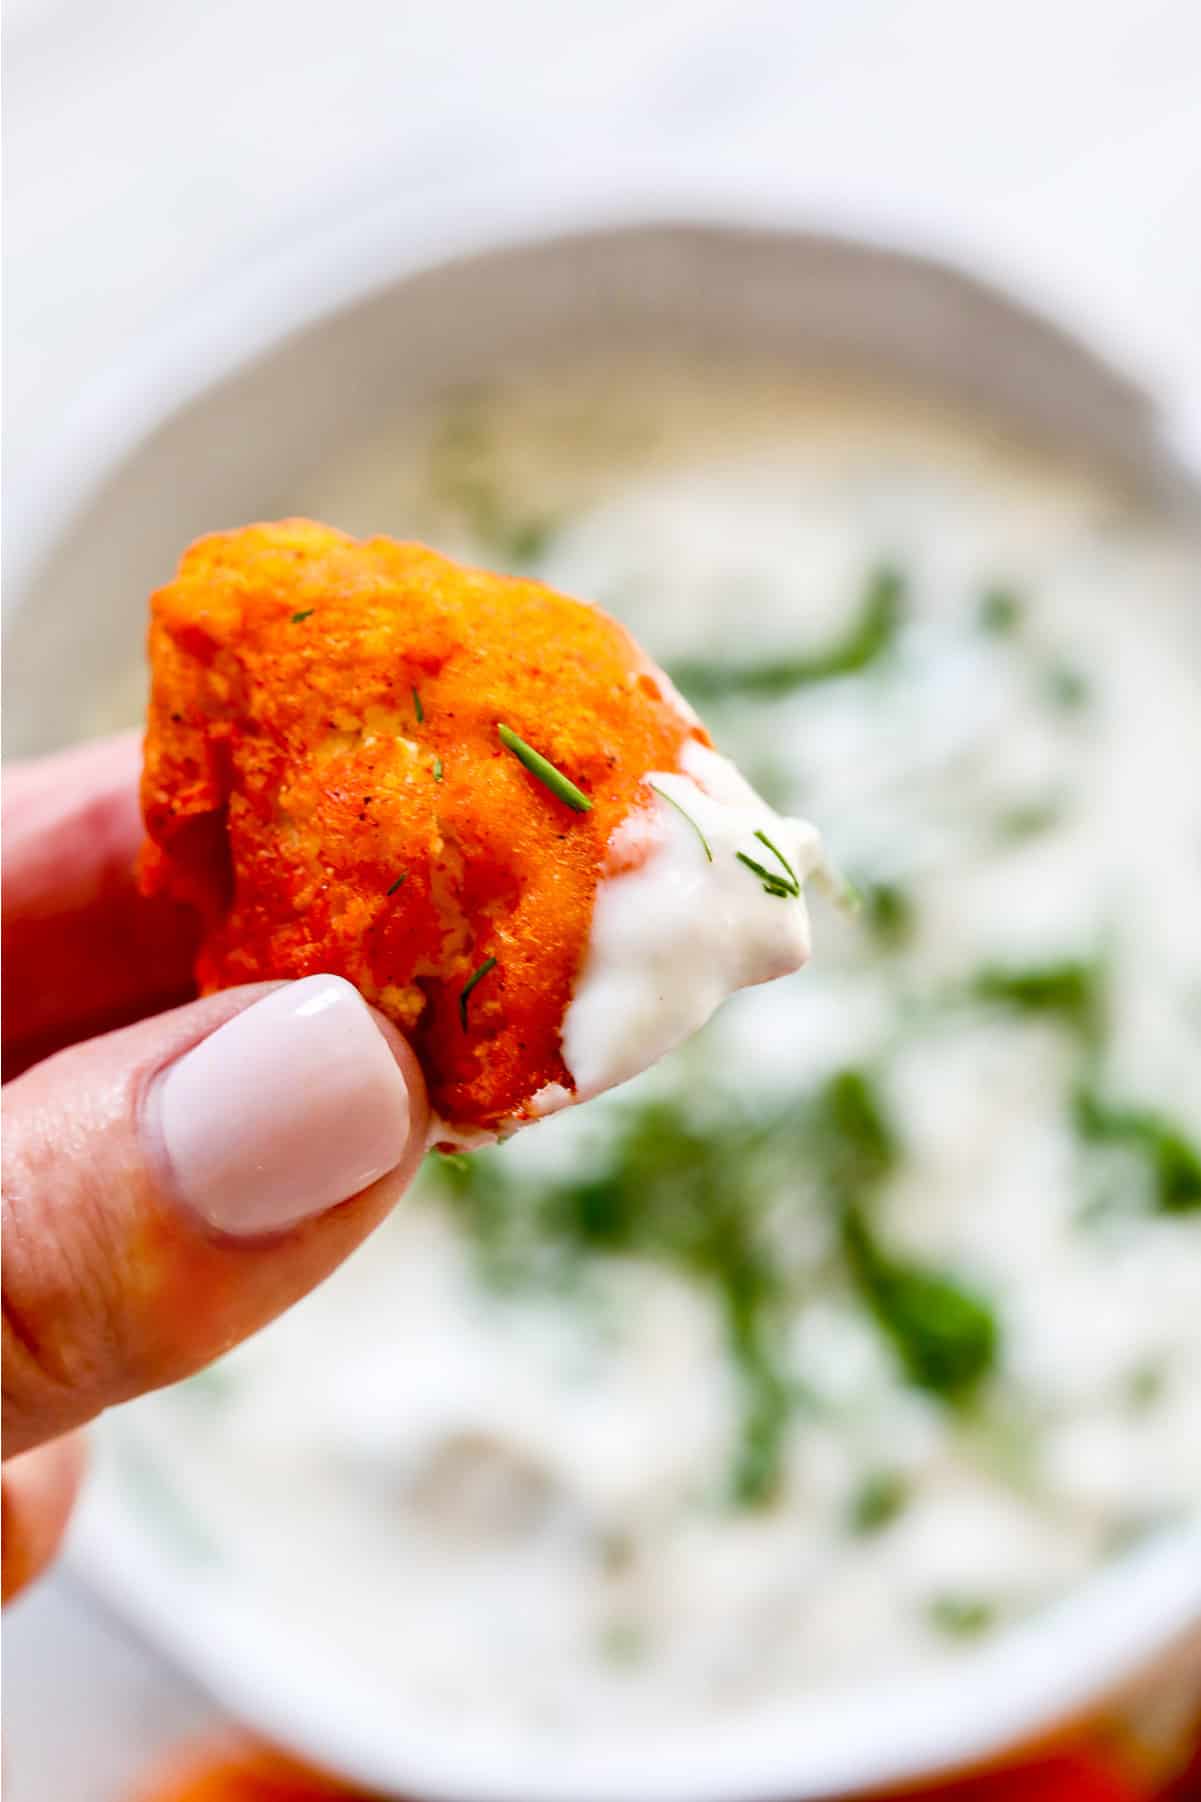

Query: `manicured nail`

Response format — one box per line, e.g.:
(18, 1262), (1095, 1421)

(151, 975), (413, 1236)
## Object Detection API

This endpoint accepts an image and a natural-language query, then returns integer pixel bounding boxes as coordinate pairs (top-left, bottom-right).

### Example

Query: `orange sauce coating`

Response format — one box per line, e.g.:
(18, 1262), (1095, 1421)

(140, 521), (704, 1129)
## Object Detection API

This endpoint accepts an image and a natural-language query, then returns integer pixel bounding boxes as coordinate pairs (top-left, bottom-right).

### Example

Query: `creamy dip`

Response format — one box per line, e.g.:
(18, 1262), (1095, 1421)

(555, 741), (822, 1109)
(95, 357), (1201, 1738)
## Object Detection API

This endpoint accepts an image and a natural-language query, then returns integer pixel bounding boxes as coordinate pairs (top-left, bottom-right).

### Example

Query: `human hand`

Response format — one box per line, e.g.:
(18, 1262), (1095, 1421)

(2, 732), (430, 1599)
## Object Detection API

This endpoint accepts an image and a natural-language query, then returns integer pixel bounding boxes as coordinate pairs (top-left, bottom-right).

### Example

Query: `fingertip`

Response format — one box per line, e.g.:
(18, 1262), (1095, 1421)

(149, 975), (427, 1241)
(1, 1434), (89, 1603)
(3, 979), (432, 1455)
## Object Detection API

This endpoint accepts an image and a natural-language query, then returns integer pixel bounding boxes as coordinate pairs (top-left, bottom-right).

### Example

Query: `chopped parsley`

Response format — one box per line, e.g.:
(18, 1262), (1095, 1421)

(860, 878), (916, 948)
(810, 1067), (899, 1198)
(1074, 1086), (1201, 1214)
(429, 1099), (800, 1507)
(927, 1594), (997, 1638)
(669, 563), (905, 703)
(977, 587), (1024, 636)
(1043, 659), (1091, 712)
(848, 1470), (910, 1534)
(501, 517), (558, 566)
(433, 755), (444, 782)
(969, 957), (1104, 1047)
(842, 1205), (998, 1400)
(807, 1072), (996, 1398)
(430, 1067), (1000, 1506)
(1123, 1359), (1167, 1413)
(993, 797), (1064, 844)
(290, 608), (315, 624)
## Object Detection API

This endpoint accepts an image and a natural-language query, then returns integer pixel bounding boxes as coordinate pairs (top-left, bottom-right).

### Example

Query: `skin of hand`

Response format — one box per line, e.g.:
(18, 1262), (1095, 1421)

(1, 731), (430, 1602)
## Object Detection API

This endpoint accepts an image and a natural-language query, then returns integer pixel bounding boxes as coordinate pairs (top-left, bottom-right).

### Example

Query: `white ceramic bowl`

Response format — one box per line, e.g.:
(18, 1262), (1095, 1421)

(6, 191), (1201, 1797)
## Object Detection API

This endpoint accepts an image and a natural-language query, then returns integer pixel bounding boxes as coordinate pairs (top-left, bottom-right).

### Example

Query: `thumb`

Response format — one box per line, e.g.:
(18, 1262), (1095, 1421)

(2, 976), (429, 1456)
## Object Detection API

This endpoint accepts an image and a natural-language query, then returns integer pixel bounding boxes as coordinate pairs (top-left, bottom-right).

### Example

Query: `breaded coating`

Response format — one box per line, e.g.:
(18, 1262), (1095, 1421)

(139, 521), (706, 1132)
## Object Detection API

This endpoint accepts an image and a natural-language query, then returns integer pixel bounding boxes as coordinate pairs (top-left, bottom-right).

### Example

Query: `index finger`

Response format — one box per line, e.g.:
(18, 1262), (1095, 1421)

(2, 732), (200, 1074)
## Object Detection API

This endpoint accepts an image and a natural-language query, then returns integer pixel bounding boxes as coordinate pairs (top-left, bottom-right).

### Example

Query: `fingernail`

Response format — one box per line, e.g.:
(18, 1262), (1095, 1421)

(151, 975), (413, 1236)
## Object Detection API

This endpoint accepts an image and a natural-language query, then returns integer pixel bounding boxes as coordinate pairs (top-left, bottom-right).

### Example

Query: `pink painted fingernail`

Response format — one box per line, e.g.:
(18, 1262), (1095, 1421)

(151, 975), (414, 1236)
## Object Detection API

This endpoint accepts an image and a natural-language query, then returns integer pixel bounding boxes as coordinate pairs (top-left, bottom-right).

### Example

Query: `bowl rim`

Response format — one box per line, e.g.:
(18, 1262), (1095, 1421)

(68, 1481), (1201, 1802)
(5, 164), (1188, 623)
(15, 180), (1201, 1796)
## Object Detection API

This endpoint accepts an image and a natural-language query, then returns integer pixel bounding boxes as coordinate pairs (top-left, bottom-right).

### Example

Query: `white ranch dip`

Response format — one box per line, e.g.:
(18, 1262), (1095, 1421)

(93, 357), (1201, 1743)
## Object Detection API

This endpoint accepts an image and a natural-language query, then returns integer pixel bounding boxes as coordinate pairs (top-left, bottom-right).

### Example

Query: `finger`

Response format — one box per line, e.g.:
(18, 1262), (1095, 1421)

(2, 976), (429, 1456)
(1, 1433), (88, 1602)
(2, 732), (199, 1072)
(130, 1736), (356, 1800)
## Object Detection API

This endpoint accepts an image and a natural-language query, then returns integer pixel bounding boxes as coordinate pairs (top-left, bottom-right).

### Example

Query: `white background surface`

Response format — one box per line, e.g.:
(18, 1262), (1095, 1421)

(4, 3), (1201, 1798)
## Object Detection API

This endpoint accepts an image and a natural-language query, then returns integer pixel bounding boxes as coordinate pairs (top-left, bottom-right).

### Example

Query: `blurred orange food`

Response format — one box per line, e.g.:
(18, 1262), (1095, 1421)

(130, 1739), (1152, 1802)
(129, 1739), (356, 1801)
(139, 520), (704, 1134)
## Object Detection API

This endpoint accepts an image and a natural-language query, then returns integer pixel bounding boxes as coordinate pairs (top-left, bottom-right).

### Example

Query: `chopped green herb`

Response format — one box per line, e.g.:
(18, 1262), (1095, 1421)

(848, 1470), (910, 1534)
(843, 1206), (998, 1400)
(502, 517), (557, 565)
(433, 755), (444, 782)
(290, 608), (315, 624)
(669, 563), (906, 702)
(1124, 1360), (1167, 1412)
(1043, 660), (1091, 712)
(1074, 1087), (1201, 1214)
(811, 1068), (899, 1199)
(649, 782), (713, 861)
(970, 957), (1104, 1046)
(385, 872), (407, 896)
(497, 724), (592, 813)
(736, 851), (797, 899)
(727, 1351), (794, 1507)
(861, 879), (916, 948)
(754, 829), (800, 890)
(432, 1097), (800, 1507)
(977, 587), (1024, 636)
(737, 833), (802, 900)
(811, 1071), (996, 1399)
(994, 798), (1064, 843)
(430, 1066), (981, 1507)
(434, 1152), (471, 1180)
(411, 686), (424, 723)
(459, 955), (498, 1031)
(928, 1594), (997, 1638)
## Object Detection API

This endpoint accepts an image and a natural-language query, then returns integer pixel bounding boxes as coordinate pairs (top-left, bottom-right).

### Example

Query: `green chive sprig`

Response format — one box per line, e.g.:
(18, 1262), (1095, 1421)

(649, 783), (712, 861)
(412, 686), (425, 723)
(459, 955), (498, 1030)
(497, 724), (592, 813)
(385, 872), (407, 896)
(737, 829), (802, 898)
(433, 756), (444, 782)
